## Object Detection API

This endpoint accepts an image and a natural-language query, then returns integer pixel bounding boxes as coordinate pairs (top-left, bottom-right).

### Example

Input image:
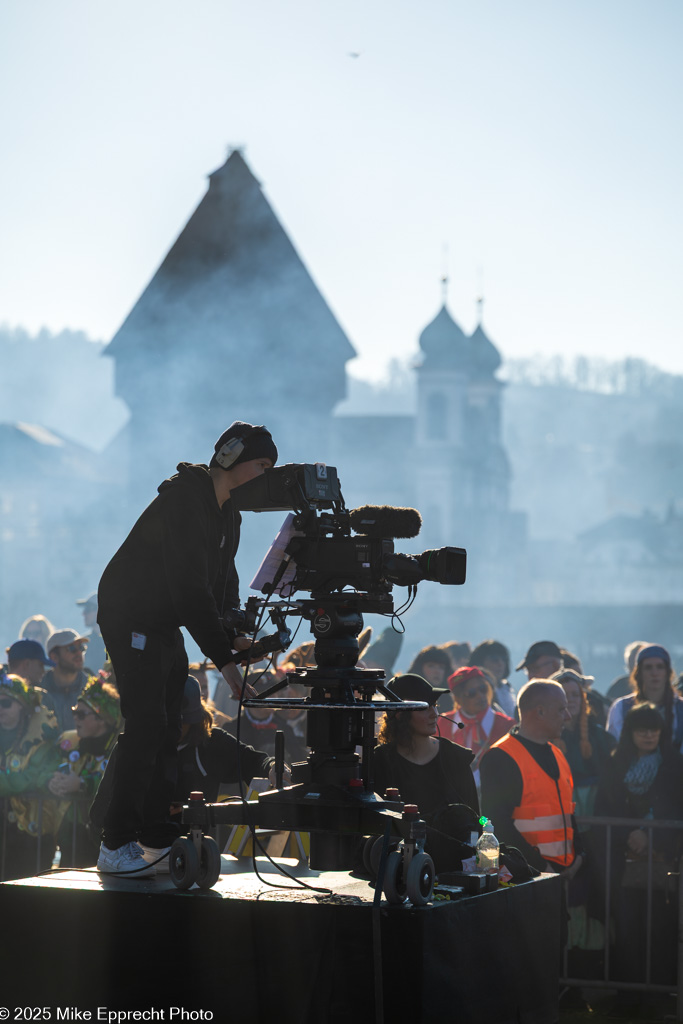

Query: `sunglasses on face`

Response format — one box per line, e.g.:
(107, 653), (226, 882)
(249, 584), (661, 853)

(72, 708), (95, 721)
(64, 644), (86, 654)
(0, 698), (18, 709)
(462, 685), (489, 699)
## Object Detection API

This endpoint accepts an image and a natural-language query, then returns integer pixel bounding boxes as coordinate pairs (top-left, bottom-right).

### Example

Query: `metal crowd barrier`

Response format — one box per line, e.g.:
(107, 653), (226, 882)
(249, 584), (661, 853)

(0, 794), (94, 881)
(560, 814), (683, 1020)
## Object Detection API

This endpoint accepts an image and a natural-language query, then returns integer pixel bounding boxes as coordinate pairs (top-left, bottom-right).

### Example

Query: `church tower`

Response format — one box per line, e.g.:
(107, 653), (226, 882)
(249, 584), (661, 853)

(414, 303), (471, 544)
(414, 298), (523, 597)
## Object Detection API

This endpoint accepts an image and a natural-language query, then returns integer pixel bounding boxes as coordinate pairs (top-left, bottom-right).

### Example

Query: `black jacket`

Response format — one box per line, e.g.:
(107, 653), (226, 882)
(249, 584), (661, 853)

(175, 728), (274, 804)
(98, 464), (239, 669)
(595, 749), (683, 864)
(373, 737), (479, 819)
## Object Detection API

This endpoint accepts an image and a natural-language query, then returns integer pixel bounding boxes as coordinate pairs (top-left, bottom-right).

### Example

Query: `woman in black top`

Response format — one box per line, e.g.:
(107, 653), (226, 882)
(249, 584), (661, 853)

(595, 702), (683, 988)
(373, 674), (479, 870)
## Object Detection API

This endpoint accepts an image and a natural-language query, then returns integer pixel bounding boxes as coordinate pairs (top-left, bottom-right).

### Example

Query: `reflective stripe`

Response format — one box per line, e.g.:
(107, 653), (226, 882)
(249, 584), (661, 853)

(515, 815), (567, 833)
(538, 840), (571, 857)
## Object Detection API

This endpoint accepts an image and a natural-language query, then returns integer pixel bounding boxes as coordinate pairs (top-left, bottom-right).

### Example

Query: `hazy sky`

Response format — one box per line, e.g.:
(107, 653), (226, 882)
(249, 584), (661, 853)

(2, 0), (681, 379)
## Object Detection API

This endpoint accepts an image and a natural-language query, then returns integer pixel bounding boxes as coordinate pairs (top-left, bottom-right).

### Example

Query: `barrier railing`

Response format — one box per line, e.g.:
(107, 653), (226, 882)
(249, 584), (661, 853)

(0, 794), (95, 882)
(560, 814), (683, 1020)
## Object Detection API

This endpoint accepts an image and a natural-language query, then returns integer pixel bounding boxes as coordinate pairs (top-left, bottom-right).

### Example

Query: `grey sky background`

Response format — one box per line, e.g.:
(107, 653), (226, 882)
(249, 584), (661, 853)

(1, 0), (681, 379)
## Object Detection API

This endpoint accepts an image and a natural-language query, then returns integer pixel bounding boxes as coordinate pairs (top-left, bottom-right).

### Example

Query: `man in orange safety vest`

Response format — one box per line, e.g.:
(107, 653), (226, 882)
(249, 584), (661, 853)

(480, 679), (583, 880)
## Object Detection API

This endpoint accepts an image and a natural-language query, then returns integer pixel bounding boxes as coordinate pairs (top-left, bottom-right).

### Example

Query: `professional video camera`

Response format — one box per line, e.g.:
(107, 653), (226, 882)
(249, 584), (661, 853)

(234, 459), (464, 595)
(171, 464), (467, 900)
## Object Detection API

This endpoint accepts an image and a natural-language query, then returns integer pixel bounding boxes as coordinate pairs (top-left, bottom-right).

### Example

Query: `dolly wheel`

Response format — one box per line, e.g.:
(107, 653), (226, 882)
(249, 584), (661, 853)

(197, 836), (222, 889)
(383, 849), (408, 904)
(362, 836), (376, 876)
(169, 837), (199, 889)
(406, 852), (435, 906)
(369, 835), (399, 878)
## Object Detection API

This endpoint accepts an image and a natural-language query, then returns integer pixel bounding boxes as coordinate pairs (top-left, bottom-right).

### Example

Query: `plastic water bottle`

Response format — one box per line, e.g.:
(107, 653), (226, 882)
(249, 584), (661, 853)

(476, 818), (500, 875)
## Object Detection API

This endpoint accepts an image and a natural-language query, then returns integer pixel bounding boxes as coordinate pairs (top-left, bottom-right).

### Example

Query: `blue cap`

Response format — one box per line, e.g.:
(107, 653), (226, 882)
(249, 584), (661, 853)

(7, 638), (55, 666)
(636, 644), (670, 666)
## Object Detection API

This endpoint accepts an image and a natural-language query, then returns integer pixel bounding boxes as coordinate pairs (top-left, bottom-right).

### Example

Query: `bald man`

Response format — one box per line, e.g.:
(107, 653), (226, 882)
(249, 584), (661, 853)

(479, 680), (582, 879)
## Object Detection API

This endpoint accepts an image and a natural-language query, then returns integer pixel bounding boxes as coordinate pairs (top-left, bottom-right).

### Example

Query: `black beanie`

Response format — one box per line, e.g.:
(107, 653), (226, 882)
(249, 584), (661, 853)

(212, 422), (278, 470)
(182, 676), (205, 724)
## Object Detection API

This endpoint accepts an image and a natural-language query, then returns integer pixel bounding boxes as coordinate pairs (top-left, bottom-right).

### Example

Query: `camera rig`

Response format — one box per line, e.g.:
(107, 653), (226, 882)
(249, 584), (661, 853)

(170, 463), (467, 903)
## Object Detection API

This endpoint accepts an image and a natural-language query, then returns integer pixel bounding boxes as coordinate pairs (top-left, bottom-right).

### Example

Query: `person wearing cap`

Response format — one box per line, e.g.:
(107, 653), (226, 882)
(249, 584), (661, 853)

(5, 638), (54, 687)
(437, 666), (514, 789)
(47, 679), (122, 868)
(515, 640), (564, 681)
(480, 680), (582, 878)
(606, 644), (683, 749)
(374, 674), (479, 822)
(77, 592), (107, 676)
(42, 629), (94, 732)
(95, 420), (278, 877)
(606, 641), (649, 704)
(0, 674), (62, 880)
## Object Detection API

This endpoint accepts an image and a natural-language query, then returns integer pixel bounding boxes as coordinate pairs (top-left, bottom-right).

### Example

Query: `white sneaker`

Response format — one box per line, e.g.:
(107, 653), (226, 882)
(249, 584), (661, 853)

(97, 841), (156, 877)
(138, 843), (172, 873)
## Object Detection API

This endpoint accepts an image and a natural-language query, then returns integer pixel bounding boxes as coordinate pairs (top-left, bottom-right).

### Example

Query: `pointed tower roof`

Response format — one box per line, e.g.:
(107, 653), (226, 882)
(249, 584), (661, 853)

(469, 322), (501, 376)
(105, 148), (355, 376)
(418, 304), (471, 370)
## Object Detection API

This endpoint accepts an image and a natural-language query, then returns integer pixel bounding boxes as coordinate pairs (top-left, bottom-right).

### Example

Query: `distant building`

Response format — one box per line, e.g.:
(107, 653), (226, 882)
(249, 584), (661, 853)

(573, 505), (683, 604)
(4, 150), (681, 684)
(332, 302), (528, 603)
(104, 149), (356, 492)
(0, 424), (109, 634)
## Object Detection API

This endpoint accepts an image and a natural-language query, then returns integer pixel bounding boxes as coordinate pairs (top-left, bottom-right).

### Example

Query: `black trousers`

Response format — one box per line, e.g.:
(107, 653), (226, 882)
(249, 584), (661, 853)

(99, 617), (188, 850)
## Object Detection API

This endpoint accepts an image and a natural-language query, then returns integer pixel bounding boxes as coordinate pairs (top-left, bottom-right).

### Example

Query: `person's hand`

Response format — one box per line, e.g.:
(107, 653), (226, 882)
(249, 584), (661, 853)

(627, 828), (649, 856)
(560, 854), (583, 881)
(47, 771), (81, 797)
(221, 661), (257, 700)
(268, 764), (292, 788)
(233, 636), (254, 652)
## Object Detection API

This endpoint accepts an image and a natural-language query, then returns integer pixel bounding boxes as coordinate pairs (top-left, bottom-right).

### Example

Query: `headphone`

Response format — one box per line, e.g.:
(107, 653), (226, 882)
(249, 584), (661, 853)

(214, 425), (269, 470)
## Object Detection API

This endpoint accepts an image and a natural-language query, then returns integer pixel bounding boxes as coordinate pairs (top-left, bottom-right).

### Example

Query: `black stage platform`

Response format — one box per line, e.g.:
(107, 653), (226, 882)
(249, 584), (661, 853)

(0, 858), (561, 1024)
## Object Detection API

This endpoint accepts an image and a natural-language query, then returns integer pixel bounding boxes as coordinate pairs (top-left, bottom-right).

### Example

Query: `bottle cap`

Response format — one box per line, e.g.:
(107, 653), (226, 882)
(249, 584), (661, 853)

(385, 788), (400, 800)
(403, 804), (419, 816)
(348, 778), (364, 789)
(189, 791), (205, 802)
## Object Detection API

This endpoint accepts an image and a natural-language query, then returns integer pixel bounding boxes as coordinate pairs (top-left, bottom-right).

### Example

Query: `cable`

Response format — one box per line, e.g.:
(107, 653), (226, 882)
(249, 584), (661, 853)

(232, 600), (332, 894)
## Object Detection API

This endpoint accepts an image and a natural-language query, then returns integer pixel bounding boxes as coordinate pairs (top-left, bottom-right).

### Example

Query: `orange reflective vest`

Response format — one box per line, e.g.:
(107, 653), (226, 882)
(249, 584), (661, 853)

(490, 733), (575, 867)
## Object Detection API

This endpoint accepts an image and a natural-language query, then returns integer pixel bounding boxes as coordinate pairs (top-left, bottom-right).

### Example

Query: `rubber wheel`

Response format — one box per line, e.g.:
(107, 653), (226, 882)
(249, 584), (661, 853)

(370, 836), (399, 879)
(362, 836), (376, 875)
(405, 852), (435, 906)
(197, 835), (222, 890)
(169, 837), (199, 890)
(383, 849), (408, 904)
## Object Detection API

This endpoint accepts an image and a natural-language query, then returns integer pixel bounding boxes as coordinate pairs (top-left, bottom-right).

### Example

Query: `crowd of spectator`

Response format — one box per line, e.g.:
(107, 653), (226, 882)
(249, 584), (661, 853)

(2, 599), (682, 1007)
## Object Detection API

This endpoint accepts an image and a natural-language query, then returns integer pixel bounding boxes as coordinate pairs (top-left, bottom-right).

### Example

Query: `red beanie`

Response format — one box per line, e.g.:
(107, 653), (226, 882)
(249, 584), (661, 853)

(447, 666), (488, 693)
